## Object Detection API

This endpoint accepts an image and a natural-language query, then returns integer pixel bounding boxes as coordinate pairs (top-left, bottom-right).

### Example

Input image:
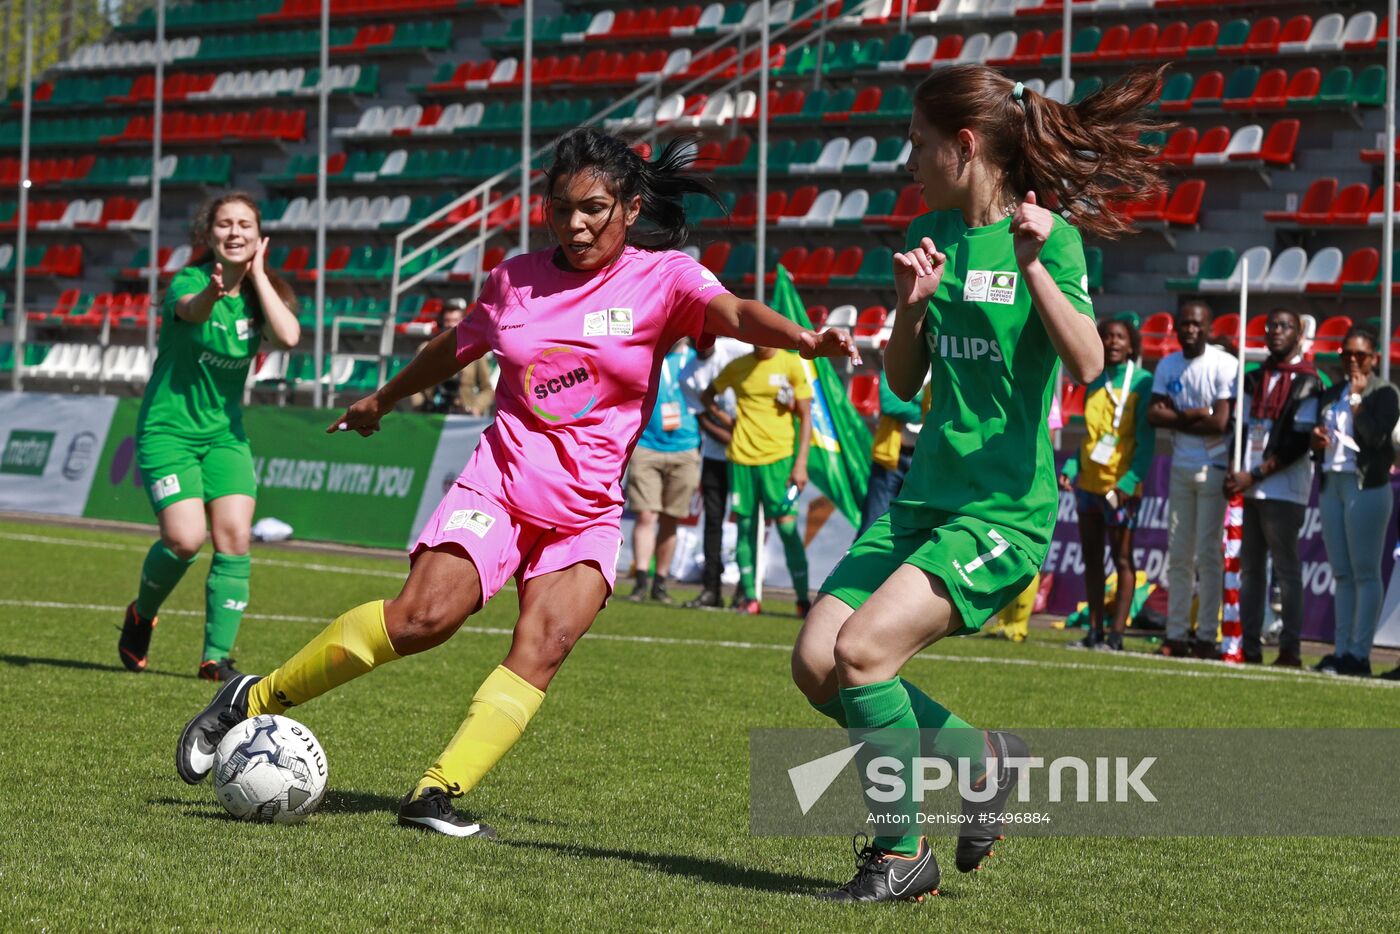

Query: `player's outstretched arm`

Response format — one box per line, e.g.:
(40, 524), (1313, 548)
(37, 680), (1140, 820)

(326, 326), (466, 436)
(703, 293), (861, 363)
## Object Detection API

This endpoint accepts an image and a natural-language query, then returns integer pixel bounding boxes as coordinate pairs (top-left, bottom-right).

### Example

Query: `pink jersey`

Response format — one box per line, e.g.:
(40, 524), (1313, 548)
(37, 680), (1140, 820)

(454, 245), (729, 530)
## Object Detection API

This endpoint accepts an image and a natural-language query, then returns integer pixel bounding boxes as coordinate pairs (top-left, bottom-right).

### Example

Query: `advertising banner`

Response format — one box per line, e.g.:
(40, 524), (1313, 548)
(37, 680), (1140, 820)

(85, 401), (444, 549)
(1046, 453), (1400, 647)
(0, 392), (119, 516)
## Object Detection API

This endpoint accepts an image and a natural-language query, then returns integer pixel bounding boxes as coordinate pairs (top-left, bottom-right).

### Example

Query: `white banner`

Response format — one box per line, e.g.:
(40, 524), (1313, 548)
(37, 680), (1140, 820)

(0, 392), (119, 516)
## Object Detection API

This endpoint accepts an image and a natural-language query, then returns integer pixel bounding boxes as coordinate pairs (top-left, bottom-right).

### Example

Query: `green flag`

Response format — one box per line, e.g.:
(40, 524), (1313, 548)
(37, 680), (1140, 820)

(770, 265), (872, 526)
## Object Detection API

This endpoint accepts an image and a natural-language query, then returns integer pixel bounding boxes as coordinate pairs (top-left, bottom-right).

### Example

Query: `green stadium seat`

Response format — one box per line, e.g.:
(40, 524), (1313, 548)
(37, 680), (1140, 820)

(1045, 26), (1100, 66)
(1085, 247), (1103, 291)
(873, 84), (912, 121)
(1350, 66), (1387, 107)
(852, 38), (886, 72)
(1315, 66), (1354, 107)
(778, 89), (828, 125)
(824, 40), (861, 75)
(1071, 76), (1104, 105)
(1166, 247), (1236, 292)
(1221, 66), (1261, 108)
(1214, 18), (1252, 54)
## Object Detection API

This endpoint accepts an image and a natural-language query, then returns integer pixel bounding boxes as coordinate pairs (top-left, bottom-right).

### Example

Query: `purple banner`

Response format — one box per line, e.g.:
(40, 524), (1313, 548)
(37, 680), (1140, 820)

(1046, 454), (1400, 643)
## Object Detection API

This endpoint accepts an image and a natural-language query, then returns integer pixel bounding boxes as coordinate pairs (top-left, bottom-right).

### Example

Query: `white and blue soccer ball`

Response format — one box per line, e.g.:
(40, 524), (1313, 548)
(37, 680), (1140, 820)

(212, 714), (328, 824)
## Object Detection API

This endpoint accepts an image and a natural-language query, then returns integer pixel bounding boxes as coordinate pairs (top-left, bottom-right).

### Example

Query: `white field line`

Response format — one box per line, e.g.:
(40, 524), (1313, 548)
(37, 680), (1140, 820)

(1, 596), (1395, 691)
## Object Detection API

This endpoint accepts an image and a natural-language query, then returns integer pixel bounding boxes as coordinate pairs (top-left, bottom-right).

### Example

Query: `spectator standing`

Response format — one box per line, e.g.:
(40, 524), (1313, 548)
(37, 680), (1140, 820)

(414, 299), (496, 415)
(1311, 327), (1399, 676)
(679, 336), (751, 608)
(859, 374), (927, 536)
(1060, 317), (1155, 651)
(626, 340), (702, 603)
(1147, 302), (1235, 657)
(702, 347), (813, 615)
(1224, 308), (1321, 666)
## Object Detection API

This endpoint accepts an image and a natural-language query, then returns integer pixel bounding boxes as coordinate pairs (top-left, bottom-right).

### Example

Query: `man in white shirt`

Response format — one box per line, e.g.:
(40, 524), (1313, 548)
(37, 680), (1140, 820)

(1223, 308), (1321, 666)
(679, 337), (750, 609)
(1148, 302), (1236, 658)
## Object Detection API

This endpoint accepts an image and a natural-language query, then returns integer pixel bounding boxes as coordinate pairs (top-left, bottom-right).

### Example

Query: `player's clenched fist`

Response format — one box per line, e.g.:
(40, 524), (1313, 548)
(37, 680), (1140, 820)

(893, 236), (946, 308)
(1011, 190), (1055, 269)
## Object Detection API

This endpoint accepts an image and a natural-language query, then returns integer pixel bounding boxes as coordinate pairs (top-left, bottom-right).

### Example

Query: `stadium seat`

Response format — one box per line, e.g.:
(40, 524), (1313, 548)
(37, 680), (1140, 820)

(1298, 248), (1344, 295)
(1275, 15), (1313, 54)
(1184, 19), (1220, 57)
(1310, 315), (1354, 358)
(1325, 183), (1371, 225)
(848, 373), (880, 417)
(827, 246), (864, 282)
(1167, 247), (1235, 292)
(1303, 12), (1346, 53)
(853, 306), (889, 349)
(1314, 248), (1378, 295)
(1213, 125), (1261, 164)
(1314, 67), (1354, 107)
(1283, 69), (1321, 108)
(1188, 126), (1228, 165)
(1220, 66), (1261, 110)
(1139, 312), (1177, 359)
(1265, 178), (1335, 224)
(1260, 247), (1308, 292)
(1343, 11), (1378, 51)
(1231, 120), (1298, 166)
(1350, 66), (1388, 108)
(1366, 185), (1400, 225)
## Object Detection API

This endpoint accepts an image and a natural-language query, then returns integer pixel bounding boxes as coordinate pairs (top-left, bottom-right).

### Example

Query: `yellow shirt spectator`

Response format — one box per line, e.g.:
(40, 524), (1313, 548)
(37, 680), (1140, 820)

(712, 351), (813, 466)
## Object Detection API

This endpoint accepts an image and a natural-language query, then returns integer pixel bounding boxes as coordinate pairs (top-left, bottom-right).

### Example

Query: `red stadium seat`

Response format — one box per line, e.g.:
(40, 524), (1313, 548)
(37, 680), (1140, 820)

(1244, 315), (1269, 354)
(1285, 68), (1321, 106)
(1140, 312), (1178, 360)
(1365, 185), (1400, 224)
(1310, 315), (1353, 357)
(1003, 30), (1045, 67)
(1242, 69), (1289, 110)
(1308, 248), (1375, 295)
(932, 33), (964, 63)
(829, 246), (863, 282)
(1191, 127), (1229, 163)
(1095, 24), (1131, 61)
(1154, 22), (1190, 58)
(761, 246), (808, 284)
(1233, 118), (1299, 166)
(1277, 15), (1312, 50)
(1123, 23), (1158, 60)
(1184, 20), (1220, 56)
(1324, 183), (1370, 225)
(1163, 180), (1205, 226)
(806, 305), (829, 330)
(1243, 17), (1282, 55)
(854, 306), (889, 343)
(848, 373), (880, 417)
(1125, 190), (1167, 223)
(795, 246), (837, 286)
(1166, 71), (1223, 112)
(1212, 313), (1240, 341)
(700, 239), (733, 275)
(1266, 178), (1334, 223)
(1153, 126), (1198, 165)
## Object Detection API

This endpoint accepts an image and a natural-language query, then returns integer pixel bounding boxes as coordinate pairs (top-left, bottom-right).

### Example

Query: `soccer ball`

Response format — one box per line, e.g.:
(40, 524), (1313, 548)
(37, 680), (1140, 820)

(212, 714), (328, 823)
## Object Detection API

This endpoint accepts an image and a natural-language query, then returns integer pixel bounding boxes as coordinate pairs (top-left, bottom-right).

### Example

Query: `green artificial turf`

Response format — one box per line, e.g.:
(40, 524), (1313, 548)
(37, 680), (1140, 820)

(1, 518), (1398, 932)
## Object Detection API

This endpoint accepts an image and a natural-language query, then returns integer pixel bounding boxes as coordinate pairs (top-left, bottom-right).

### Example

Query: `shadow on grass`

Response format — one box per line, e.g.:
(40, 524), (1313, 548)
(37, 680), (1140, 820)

(1, 653), (195, 679)
(148, 796), (239, 822)
(500, 839), (841, 895)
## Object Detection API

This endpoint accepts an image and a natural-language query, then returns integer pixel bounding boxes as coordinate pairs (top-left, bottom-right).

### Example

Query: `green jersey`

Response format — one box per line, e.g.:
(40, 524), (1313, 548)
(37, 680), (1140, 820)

(137, 265), (264, 441)
(892, 211), (1093, 549)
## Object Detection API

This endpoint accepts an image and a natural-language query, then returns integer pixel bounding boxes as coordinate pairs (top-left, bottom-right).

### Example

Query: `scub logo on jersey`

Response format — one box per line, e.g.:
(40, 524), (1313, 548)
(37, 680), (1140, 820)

(929, 333), (1004, 364)
(524, 347), (601, 424)
(963, 269), (1018, 305)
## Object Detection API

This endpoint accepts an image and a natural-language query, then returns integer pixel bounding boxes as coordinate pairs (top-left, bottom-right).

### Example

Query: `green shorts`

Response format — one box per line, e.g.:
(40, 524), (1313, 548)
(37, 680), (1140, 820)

(820, 511), (1043, 634)
(729, 457), (797, 520)
(137, 432), (258, 513)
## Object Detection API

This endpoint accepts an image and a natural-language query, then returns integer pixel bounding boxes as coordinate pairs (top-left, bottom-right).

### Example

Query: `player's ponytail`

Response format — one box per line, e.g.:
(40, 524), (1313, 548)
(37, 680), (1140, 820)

(546, 127), (721, 251)
(190, 191), (299, 325)
(913, 64), (1169, 239)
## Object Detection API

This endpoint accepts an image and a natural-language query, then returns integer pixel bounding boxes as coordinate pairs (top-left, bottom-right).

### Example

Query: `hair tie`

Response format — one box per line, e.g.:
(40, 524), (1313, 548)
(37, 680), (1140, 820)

(1012, 81), (1025, 103)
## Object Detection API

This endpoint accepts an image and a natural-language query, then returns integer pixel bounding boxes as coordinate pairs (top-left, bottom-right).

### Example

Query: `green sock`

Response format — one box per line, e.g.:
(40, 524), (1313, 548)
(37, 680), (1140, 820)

(776, 518), (809, 602)
(901, 678), (985, 775)
(204, 552), (251, 662)
(839, 678), (922, 856)
(135, 541), (195, 619)
(735, 513), (757, 596)
(809, 693), (847, 727)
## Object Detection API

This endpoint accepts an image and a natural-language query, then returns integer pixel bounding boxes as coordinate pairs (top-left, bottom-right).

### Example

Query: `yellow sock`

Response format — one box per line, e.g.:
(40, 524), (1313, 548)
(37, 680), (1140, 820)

(414, 665), (545, 799)
(246, 601), (400, 716)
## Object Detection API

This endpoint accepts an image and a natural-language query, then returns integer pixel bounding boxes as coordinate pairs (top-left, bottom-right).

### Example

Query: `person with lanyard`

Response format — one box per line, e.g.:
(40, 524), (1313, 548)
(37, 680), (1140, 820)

(1147, 301), (1236, 658)
(1224, 308), (1321, 667)
(117, 192), (300, 680)
(789, 65), (1164, 901)
(175, 128), (858, 838)
(625, 339), (701, 604)
(701, 344), (815, 616)
(1310, 326), (1399, 677)
(1060, 316), (1155, 651)
(859, 373), (929, 537)
(679, 336), (751, 609)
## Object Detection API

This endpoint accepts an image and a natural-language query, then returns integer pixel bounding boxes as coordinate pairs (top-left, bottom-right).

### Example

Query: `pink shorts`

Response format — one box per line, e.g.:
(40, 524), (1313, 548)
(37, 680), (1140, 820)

(411, 483), (622, 606)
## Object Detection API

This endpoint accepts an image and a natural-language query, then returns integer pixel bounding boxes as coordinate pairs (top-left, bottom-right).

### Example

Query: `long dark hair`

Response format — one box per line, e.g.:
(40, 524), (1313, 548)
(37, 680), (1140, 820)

(189, 191), (297, 324)
(545, 127), (720, 251)
(913, 64), (1170, 239)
